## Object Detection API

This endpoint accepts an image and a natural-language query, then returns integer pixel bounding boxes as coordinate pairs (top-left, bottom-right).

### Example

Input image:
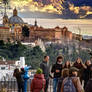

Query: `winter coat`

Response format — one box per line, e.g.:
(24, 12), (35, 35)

(73, 62), (84, 81)
(31, 74), (46, 92)
(61, 77), (84, 92)
(40, 61), (50, 79)
(51, 62), (63, 78)
(73, 62), (83, 69)
(13, 72), (24, 83)
(85, 79), (92, 92)
(83, 65), (92, 88)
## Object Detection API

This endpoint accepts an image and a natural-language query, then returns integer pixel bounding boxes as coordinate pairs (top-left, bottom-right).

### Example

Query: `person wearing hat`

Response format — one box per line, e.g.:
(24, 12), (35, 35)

(31, 68), (46, 92)
(69, 67), (79, 77)
(70, 67), (84, 92)
(61, 67), (84, 92)
(51, 55), (63, 92)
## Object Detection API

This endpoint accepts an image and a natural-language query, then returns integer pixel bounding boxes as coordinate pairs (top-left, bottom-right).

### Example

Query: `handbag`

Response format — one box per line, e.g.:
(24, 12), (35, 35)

(40, 80), (44, 92)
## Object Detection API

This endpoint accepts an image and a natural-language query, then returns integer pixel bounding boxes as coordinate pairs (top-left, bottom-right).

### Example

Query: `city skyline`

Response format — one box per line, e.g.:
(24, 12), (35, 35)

(0, 0), (92, 36)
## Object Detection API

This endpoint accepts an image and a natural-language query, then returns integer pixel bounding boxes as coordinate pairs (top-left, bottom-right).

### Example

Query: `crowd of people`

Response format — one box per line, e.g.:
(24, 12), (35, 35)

(14, 55), (92, 92)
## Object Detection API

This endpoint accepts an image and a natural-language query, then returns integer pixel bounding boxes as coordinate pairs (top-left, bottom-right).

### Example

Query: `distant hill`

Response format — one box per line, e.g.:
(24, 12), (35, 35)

(83, 35), (92, 39)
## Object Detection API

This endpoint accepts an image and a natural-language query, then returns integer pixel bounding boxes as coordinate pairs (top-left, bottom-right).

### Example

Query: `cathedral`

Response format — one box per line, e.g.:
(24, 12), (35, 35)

(0, 8), (26, 41)
(3, 7), (27, 27)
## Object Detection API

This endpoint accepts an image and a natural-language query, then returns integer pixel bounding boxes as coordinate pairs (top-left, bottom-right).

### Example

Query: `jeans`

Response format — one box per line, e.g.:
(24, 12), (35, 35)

(53, 78), (58, 92)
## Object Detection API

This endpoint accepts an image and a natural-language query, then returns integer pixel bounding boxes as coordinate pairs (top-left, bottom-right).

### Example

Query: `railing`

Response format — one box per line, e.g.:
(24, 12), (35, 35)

(0, 77), (53, 92)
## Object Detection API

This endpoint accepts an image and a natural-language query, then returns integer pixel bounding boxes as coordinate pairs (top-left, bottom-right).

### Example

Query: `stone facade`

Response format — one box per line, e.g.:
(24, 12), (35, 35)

(29, 26), (73, 42)
(0, 26), (11, 41)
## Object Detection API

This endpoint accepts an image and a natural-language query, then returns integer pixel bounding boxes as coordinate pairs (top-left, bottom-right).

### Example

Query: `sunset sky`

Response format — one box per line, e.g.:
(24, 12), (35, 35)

(8, 0), (92, 19)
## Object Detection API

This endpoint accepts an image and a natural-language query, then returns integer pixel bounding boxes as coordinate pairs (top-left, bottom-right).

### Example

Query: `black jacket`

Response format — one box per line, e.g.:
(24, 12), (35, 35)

(51, 62), (63, 78)
(83, 65), (92, 81)
(85, 79), (92, 92)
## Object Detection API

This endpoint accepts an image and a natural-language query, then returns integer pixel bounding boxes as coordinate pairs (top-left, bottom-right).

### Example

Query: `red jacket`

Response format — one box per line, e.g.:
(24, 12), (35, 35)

(31, 74), (46, 92)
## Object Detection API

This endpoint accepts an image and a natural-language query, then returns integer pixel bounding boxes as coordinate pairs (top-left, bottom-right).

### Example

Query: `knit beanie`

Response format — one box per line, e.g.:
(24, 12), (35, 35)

(36, 68), (43, 74)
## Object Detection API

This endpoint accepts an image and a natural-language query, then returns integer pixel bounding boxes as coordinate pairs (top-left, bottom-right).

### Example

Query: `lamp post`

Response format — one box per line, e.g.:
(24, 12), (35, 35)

(78, 26), (82, 55)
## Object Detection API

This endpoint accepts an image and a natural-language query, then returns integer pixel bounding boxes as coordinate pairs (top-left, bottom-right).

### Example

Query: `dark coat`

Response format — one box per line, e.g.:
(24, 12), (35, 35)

(73, 62), (84, 81)
(83, 65), (92, 88)
(85, 79), (92, 92)
(73, 62), (83, 69)
(13, 71), (24, 83)
(40, 61), (50, 79)
(51, 62), (63, 78)
(31, 74), (46, 92)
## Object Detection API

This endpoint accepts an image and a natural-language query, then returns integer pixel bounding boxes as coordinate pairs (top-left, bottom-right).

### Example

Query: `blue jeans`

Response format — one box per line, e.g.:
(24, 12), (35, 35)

(53, 78), (58, 92)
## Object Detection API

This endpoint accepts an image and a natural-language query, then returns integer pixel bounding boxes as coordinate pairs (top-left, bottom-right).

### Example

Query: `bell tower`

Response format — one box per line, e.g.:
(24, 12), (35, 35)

(3, 13), (9, 25)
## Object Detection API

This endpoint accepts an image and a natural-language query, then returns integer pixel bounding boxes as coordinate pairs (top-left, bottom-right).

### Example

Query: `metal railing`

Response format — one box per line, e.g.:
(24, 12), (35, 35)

(0, 77), (53, 92)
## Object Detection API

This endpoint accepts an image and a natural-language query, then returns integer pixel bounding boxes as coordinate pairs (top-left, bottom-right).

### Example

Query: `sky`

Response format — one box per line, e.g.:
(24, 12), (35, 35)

(0, 0), (91, 19)
(0, 0), (92, 35)
(11, 0), (92, 19)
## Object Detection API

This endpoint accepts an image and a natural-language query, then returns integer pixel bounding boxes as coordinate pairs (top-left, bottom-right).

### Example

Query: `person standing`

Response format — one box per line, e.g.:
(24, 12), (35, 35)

(51, 55), (63, 92)
(63, 60), (71, 69)
(57, 68), (69, 92)
(61, 67), (84, 92)
(83, 60), (92, 89)
(73, 57), (86, 83)
(40, 56), (50, 92)
(13, 68), (24, 92)
(85, 68), (92, 92)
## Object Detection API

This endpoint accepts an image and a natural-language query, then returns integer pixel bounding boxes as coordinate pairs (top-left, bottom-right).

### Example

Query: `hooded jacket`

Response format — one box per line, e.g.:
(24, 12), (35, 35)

(51, 62), (63, 78)
(31, 74), (46, 92)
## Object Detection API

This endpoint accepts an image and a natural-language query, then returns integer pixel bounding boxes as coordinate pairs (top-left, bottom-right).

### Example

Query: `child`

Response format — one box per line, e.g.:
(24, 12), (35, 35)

(31, 68), (46, 92)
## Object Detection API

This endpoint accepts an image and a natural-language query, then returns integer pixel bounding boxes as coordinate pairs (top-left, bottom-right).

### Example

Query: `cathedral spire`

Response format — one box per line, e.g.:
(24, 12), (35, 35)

(34, 19), (37, 27)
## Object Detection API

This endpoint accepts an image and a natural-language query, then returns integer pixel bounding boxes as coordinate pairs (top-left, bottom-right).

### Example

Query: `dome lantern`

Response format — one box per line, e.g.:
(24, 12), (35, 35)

(13, 7), (18, 16)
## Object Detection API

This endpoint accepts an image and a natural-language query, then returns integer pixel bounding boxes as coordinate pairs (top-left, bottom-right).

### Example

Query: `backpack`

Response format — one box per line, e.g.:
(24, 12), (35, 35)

(63, 77), (76, 92)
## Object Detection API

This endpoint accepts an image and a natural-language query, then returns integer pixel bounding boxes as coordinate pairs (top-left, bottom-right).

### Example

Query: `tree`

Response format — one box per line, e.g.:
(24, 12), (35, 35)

(25, 46), (45, 69)
(46, 44), (59, 65)
(22, 25), (29, 37)
(0, 40), (4, 47)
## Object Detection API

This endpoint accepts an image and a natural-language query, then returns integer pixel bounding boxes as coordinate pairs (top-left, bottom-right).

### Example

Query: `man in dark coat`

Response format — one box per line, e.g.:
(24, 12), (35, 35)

(40, 56), (50, 92)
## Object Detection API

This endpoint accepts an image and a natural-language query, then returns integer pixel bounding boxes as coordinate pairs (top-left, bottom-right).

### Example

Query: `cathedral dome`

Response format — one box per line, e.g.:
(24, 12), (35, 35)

(9, 16), (24, 24)
(9, 8), (24, 24)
